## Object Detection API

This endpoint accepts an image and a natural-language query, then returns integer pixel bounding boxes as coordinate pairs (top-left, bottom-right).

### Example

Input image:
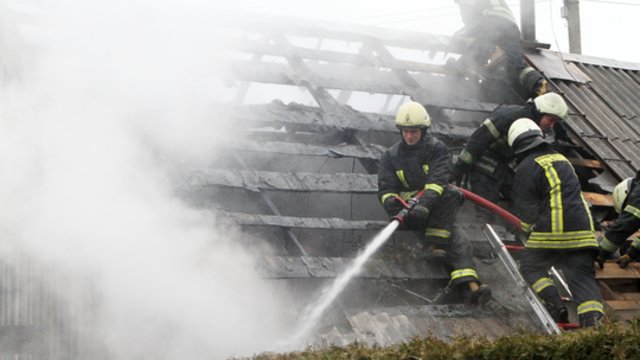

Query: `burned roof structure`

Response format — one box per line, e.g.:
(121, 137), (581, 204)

(2, 11), (640, 358)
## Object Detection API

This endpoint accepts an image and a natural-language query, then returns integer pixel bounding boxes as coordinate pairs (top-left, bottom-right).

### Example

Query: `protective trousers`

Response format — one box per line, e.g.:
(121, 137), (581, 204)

(519, 249), (605, 327)
(420, 187), (479, 287)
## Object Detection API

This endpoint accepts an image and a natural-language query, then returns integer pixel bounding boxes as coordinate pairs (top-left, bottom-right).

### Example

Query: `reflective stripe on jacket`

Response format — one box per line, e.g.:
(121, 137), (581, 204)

(513, 147), (597, 250)
(378, 136), (452, 213)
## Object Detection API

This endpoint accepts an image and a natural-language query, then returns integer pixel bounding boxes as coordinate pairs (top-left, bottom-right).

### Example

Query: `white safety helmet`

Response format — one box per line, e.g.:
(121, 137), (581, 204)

(613, 177), (634, 214)
(507, 118), (545, 154)
(395, 101), (431, 129)
(533, 92), (569, 122)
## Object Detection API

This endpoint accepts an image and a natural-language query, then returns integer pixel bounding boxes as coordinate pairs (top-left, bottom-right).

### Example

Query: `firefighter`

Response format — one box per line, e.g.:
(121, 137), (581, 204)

(508, 118), (604, 327)
(378, 101), (491, 305)
(453, 92), (569, 223)
(596, 171), (640, 268)
(451, 0), (546, 97)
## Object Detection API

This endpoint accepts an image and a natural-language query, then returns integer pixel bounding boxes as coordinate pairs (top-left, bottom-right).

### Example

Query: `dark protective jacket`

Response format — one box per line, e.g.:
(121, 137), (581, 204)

(601, 172), (640, 255)
(459, 0), (516, 28)
(512, 145), (598, 250)
(378, 135), (452, 212)
(459, 102), (540, 167)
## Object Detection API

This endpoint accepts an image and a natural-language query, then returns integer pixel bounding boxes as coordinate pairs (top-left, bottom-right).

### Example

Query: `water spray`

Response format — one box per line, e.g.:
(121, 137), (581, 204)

(287, 191), (425, 347)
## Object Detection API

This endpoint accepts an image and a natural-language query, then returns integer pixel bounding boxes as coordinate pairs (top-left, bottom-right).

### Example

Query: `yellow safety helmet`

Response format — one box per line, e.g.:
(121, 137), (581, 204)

(613, 177), (634, 214)
(395, 101), (431, 129)
(533, 92), (569, 122)
(507, 118), (545, 154)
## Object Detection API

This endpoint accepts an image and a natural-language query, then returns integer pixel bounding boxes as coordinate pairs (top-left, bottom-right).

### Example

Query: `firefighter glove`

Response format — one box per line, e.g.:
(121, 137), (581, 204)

(407, 204), (430, 225)
(595, 248), (613, 270)
(382, 196), (404, 216)
(617, 254), (633, 268)
(618, 246), (640, 268)
(453, 159), (470, 184)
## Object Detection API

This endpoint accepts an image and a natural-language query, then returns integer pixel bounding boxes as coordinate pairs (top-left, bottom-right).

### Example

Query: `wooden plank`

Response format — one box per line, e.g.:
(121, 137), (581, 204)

(604, 300), (640, 311)
(567, 157), (604, 169)
(583, 192), (614, 207)
(597, 280), (620, 300)
(595, 262), (640, 279)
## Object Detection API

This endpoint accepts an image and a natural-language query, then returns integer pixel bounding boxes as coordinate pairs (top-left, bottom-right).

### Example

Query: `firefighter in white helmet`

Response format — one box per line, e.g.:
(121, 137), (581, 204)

(454, 92), (569, 224)
(508, 118), (604, 327)
(597, 171), (640, 268)
(378, 101), (491, 305)
(451, 0), (546, 97)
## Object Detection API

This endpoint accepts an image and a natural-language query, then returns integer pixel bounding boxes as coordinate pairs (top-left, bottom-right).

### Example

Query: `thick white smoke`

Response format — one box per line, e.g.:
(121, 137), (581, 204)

(0, 0), (290, 358)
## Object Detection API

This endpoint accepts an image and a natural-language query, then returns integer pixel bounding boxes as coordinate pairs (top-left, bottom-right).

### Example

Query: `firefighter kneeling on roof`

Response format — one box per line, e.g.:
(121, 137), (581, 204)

(377, 101), (491, 305)
(597, 170), (640, 268)
(508, 118), (605, 327)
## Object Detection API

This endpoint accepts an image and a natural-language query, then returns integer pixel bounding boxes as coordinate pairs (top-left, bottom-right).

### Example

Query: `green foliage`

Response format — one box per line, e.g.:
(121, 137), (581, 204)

(248, 320), (640, 360)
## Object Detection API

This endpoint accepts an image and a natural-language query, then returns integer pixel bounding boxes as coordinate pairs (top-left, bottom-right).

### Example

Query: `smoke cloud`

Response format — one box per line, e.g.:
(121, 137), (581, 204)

(0, 0), (290, 358)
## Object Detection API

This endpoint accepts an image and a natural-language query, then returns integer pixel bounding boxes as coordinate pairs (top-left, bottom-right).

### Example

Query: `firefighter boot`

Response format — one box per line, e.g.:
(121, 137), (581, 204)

(552, 307), (570, 324)
(468, 281), (492, 306)
(539, 287), (568, 323)
(579, 311), (604, 328)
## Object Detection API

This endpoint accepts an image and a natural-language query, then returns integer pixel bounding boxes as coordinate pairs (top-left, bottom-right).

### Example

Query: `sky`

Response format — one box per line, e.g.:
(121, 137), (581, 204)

(218, 0), (640, 64)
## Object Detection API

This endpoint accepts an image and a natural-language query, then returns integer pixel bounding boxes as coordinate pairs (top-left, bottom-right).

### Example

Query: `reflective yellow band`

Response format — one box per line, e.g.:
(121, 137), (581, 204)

(526, 239), (598, 249)
(577, 300), (604, 315)
(529, 230), (596, 240)
(400, 191), (418, 200)
(380, 193), (399, 205)
(484, 1), (516, 23)
(396, 170), (409, 188)
(425, 228), (451, 239)
(527, 230), (598, 249)
(624, 204), (640, 219)
(424, 183), (444, 195)
(422, 164), (430, 174)
(632, 237), (640, 249)
(535, 154), (565, 233)
(600, 235), (619, 253)
(518, 66), (536, 83)
(521, 221), (533, 233)
(532, 277), (554, 294)
(580, 192), (596, 231)
(459, 148), (473, 164)
(482, 119), (501, 139)
(450, 268), (478, 281)
(533, 154), (567, 167)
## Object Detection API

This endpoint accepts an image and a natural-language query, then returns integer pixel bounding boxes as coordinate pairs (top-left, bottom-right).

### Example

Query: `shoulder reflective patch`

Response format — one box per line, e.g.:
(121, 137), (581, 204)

(422, 164), (430, 174)
(396, 170), (410, 188)
(482, 118), (501, 139)
(624, 204), (640, 219)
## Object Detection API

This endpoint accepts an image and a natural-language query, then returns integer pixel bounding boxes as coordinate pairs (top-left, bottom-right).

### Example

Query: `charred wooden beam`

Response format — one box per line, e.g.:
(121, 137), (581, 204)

(216, 211), (386, 230)
(224, 139), (386, 160)
(255, 255), (449, 280)
(226, 61), (499, 112)
(185, 169), (378, 193)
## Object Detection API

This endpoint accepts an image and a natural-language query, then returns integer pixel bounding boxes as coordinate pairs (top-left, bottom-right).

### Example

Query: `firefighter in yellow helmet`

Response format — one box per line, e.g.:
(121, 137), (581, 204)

(454, 92), (569, 224)
(508, 118), (604, 327)
(596, 171), (640, 268)
(451, 0), (547, 97)
(378, 101), (491, 305)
